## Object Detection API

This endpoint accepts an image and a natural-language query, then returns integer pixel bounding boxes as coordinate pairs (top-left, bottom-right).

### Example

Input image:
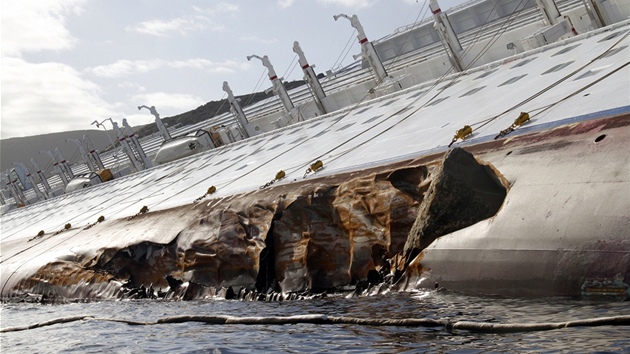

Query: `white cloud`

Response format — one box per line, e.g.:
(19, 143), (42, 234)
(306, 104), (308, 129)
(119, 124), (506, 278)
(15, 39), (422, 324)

(193, 3), (239, 14)
(86, 59), (163, 78)
(86, 59), (248, 78)
(127, 92), (206, 125)
(168, 59), (249, 73)
(1, 0), (86, 57)
(130, 16), (215, 36)
(117, 81), (146, 92)
(318, 0), (377, 8)
(239, 36), (278, 45)
(215, 2), (239, 13)
(278, 0), (295, 8)
(130, 3), (239, 36)
(1, 58), (115, 139)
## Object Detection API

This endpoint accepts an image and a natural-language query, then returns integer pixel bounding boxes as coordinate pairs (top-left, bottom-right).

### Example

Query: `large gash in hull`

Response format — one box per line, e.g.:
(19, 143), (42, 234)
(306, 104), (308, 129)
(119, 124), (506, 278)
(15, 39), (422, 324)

(1, 3), (629, 300)
(397, 112), (630, 298)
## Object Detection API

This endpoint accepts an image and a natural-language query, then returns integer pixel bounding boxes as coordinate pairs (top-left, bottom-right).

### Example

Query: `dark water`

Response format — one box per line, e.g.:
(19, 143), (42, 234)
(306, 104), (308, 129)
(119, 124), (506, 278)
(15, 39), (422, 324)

(2, 290), (629, 353)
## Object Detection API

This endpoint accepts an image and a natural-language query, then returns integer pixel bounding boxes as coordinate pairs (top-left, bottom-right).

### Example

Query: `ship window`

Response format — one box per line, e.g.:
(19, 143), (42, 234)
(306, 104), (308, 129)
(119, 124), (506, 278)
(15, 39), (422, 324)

(236, 164), (249, 171)
(336, 123), (355, 132)
(268, 143), (283, 151)
(510, 57), (537, 69)
(353, 107), (372, 115)
(395, 106), (414, 115)
(407, 90), (427, 99)
(439, 80), (460, 91)
(601, 45), (628, 58)
(267, 134), (281, 141)
(551, 44), (581, 57)
(201, 154), (216, 163)
(474, 70), (497, 80)
(498, 74), (527, 87)
(459, 86), (486, 98)
(363, 114), (383, 124)
(380, 99), (396, 107)
(252, 139), (264, 145)
(312, 129), (329, 138)
(215, 158), (229, 165)
(573, 65), (611, 80)
(230, 153), (247, 161)
(289, 137), (306, 145)
(309, 121), (324, 128)
(541, 61), (574, 75)
(427, 96), (450, 106)
(598, 31), (624, 43)
(285, 129), (300, 135)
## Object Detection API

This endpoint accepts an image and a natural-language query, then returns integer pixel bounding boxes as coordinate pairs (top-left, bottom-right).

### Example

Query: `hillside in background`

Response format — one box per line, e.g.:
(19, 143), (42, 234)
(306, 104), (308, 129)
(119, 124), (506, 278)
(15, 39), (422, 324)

(1, 79), (307, 174)
(0, 130), (113, 173)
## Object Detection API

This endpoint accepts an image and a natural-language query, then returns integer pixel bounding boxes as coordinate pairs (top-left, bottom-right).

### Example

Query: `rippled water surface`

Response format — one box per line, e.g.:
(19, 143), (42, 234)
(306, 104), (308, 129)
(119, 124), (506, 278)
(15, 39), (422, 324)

(2, 291), (629, 353)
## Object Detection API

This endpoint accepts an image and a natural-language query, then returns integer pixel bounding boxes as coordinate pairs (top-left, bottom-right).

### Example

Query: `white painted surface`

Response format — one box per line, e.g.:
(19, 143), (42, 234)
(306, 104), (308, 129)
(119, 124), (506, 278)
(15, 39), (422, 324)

(1, 22), (628, 244)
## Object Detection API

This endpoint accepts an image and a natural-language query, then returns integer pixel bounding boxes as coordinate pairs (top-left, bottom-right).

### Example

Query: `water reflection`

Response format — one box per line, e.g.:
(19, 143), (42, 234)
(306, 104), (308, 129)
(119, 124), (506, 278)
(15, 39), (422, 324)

(1, 290), (629, 353)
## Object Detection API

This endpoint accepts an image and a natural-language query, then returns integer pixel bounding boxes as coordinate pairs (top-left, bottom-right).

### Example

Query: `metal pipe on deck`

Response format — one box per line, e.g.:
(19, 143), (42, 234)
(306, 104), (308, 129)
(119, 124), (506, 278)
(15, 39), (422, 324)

(293, 41), (335, 115)
(67, 138), (96, 172)
(138, 105), (171, 142)
(429, 0), (464, 71)
(83, 135), (106, 171)
(3, 173), (27, 206)
(91, 119), (117, 151)
(40, 150), (69, 187)
(55, 148), (74, 180)
(223, 81), (255, 138)
(31, 158), (52, 197)
(334, 14), (389, 82)
(14, 162), (46, 201)
(112, 121), (144, 172)
(123, 119), (153, 169)
(247, 54), (300, 122)
(581, 0), (624, 28)
(536, 0), (563, 25)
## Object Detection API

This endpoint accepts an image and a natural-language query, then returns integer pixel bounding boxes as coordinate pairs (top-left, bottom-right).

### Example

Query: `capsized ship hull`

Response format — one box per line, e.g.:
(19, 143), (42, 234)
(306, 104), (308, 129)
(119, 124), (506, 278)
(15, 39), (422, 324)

(1, 111), (628, 300)
(1, 17), (629, 300)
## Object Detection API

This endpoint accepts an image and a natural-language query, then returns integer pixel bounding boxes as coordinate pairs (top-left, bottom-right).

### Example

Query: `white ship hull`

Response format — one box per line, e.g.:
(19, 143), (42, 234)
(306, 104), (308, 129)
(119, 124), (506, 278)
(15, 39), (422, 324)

(1, 2), (629, 300)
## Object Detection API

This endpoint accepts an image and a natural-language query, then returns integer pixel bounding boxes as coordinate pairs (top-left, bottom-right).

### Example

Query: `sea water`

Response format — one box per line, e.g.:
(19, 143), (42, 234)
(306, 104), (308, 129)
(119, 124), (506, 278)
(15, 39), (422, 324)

(1, 290), (629, 353)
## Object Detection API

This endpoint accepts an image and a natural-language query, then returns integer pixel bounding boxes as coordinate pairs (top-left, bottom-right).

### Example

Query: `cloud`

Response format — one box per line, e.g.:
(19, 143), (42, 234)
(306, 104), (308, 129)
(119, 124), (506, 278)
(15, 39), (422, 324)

(1, 0), (86, 57)
(1, 58), (115, 139)
(317, 0), (377, 8)
(130, 16), (216, 36)
(127, 92), (206, 125)
(117, 81), (146, 92)
(129, 3), (239, 36)
(86, 59), (248, 78)
(169, 59), (249, 73)
(214, 2), (239, 13)
(239, 36), (278, 45)
(131, 92), (205, 110)
(86, 59), (163, 78)
(278, 0), (295, 8)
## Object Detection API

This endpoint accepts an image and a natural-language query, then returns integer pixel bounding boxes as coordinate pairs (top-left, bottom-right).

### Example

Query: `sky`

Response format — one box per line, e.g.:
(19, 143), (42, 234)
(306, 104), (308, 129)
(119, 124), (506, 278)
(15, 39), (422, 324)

(1, 0), (469, 140)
